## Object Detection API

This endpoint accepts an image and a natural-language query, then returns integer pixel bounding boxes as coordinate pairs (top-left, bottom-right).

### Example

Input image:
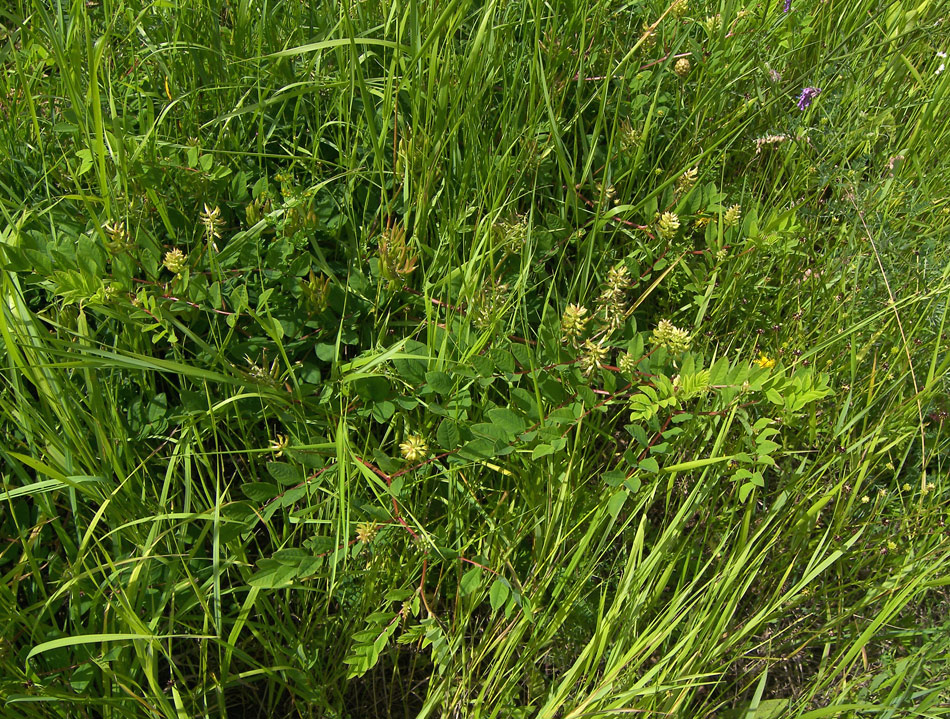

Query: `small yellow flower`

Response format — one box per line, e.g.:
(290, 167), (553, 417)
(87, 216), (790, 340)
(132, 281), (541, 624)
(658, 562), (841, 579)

(651, 319), (691, 355)
(103, 220), (132, 254)
(561, 303), (590, 339)
(724, 204), (742, 228)
(606, 265), (630, 293)
(200, 203), (225, 242)
(269, 434), (289, 457)
(618, 351), (637, 374)
(860, 495), (870, 504)
(676, 167), (698, 195)
(580, 339), (608, 376)
(620, 121), (641, 151)
(657, 212), (680, 239)
(163, 248), (187, 274)
(754, 353), (776, 369)
(399, 434), (428, 462)
(356, 521), (379, 544)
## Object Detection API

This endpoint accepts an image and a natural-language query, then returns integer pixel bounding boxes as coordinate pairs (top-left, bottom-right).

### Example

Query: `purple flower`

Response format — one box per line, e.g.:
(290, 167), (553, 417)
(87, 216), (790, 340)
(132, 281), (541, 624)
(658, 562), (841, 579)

(797, 87), (821, 111)
(784, 0), (791, 11)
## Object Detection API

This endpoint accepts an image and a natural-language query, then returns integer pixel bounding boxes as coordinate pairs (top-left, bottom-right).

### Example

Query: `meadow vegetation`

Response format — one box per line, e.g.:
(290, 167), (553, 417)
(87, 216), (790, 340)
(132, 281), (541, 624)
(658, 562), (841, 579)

(1, 0), (950, 717)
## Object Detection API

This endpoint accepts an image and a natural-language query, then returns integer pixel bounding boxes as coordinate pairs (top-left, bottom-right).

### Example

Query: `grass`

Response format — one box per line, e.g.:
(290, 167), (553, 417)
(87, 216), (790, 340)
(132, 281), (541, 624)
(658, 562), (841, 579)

(1, 0), (950, 717)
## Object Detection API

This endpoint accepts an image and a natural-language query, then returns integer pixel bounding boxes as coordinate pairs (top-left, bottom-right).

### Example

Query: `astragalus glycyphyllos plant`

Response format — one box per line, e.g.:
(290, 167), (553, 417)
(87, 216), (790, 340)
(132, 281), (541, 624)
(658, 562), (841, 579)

(2, 0), (950, 717)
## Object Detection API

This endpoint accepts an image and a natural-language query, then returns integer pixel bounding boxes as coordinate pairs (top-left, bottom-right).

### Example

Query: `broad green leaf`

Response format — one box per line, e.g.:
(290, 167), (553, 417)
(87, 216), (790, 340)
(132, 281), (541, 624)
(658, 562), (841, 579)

(489, 580), (510, 612)
(426, 370), (454, 395)
(249, 559), (299, 588)
(486, 407), (526, 436)
(242, 482), (280, 502)
(607, 489), (627, 519)
(460, 567), (482, 596)
(638, 457), (660, 473)
(266, 462), (303, 486)
(437, 419), (461, 450)
(532, 443), (555, 459)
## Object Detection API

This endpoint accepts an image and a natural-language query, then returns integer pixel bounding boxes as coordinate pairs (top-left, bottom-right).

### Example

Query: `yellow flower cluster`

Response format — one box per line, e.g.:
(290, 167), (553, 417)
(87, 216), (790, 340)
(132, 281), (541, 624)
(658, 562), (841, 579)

(561, 303), (590, 340)
(399, 434), (428, 462)
(657, 212), (680, 239)
(724, 204), (742, 228)
(163, 248), (187, 274)
(651, 319), (691, 355)
(356, 521), (379, 544)
(580, 339), (608, 376)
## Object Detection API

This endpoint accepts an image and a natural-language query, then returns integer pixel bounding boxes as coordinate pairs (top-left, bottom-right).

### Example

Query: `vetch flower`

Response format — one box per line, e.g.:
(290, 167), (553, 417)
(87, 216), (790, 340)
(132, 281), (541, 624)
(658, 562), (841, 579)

(619, 351), (637, 374)
(163, 248), (187, 274)
(783, 0), (791, 12)
(103, 220), (132, 254)
(269, 434), (289, 457)
(200, 203), (225, 244)
(651, 319), (691, 355)
(561, 303), (590, 339)
(356, 521), (379, 544)
(723, 204), (742, 228)
(620, 121), (642, 151)
(579, 339), (608, 376)
(657, 212), (680, 239)
(703, 14), (721, 34)
(797, 87), (821, 111)
(606, 265), (631, 293)
(399, 434), (428, 462)
(675, 167), (699, 195)
(378, 224), (418, 284)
